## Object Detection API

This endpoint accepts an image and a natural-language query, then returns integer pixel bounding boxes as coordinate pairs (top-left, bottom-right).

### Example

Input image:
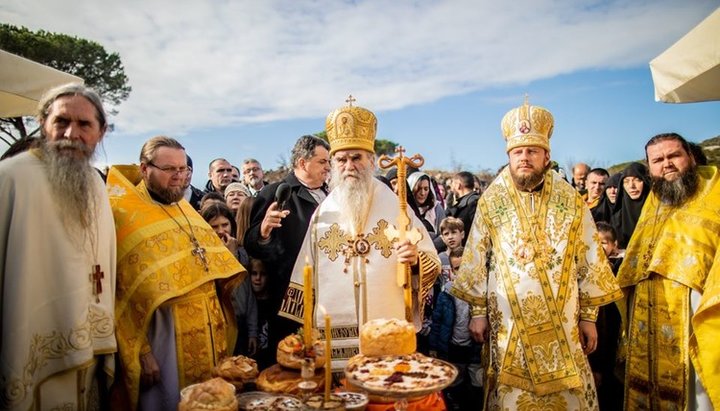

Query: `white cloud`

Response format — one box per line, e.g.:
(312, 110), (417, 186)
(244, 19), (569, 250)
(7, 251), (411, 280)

(1, 0), (716, 138)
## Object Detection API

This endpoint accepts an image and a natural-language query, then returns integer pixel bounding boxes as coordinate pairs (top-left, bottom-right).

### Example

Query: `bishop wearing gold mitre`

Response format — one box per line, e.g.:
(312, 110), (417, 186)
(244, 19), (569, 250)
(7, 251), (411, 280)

(450, 99), (623, 410)
(279, 98), (440, 372)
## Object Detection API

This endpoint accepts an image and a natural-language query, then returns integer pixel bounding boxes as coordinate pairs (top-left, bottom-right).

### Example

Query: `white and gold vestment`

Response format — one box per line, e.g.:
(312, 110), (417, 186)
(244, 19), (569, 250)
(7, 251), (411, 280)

(279, 178), (440, 371)
(451, 167), (622, 410)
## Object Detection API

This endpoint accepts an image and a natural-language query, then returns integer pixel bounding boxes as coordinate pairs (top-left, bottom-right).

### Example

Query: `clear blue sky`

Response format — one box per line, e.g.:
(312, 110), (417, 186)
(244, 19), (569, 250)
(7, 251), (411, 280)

(2, 1), (718, 186)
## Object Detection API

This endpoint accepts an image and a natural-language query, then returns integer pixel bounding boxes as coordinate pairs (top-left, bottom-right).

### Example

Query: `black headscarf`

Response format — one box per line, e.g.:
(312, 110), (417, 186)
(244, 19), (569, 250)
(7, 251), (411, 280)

(611, 162), (651, 248)
(591, 172), (622, 223)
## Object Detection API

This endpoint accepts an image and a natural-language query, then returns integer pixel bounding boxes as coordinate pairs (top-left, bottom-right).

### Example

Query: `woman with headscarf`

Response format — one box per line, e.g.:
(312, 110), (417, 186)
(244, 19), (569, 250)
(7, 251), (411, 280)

(612, 162), (651, 249)
(591, 172), (621, 224)
(407, 171), (446, 242)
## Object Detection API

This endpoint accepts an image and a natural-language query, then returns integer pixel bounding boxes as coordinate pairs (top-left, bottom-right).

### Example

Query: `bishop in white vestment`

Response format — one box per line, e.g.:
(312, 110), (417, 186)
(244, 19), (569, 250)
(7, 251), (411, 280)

(450, 99), (622, 410)
(278, 100), (440, 371)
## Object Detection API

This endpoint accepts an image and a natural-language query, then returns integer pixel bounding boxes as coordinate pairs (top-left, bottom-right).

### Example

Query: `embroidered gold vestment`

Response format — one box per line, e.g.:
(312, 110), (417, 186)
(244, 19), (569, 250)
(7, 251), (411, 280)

(451, 168), (622, 407)
(279, 179), (440, 370)
(108, 166), (244, 409)
(617, 165), (720, 410)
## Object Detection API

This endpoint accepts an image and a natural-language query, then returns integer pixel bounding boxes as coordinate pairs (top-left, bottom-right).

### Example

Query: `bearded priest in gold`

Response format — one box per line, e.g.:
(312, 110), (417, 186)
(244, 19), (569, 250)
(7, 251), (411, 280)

(617, 133), (720, 410)
(450, 99), (623, 410)
(279, 99), (441, 372)
(107, 136), (244, 410)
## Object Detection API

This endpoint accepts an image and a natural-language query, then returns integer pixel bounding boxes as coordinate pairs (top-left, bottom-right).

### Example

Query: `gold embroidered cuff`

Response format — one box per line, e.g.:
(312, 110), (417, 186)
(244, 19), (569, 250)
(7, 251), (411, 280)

(471, 305), (486, 317)
(579, 305), (599, 322)
(140, 342), (152, 355)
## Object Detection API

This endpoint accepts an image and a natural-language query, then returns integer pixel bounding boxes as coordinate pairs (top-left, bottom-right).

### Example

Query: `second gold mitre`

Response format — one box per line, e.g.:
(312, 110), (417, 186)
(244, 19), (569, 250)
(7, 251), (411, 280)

(501, 99), (554, 152)
(325, 97), (377, 155)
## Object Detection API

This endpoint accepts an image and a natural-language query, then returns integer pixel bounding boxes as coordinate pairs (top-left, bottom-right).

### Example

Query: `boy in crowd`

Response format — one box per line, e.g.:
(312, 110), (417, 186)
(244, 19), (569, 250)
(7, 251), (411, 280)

(589, 222), (623, 410)
(419, 217), (466, 353)
(429, 243), (483, 409)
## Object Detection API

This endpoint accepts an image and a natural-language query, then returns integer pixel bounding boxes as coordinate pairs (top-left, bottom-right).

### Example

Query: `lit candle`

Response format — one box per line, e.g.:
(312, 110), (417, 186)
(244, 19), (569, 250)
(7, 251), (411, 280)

(303, 256), (313, 349)
(319, 304), (332, 402)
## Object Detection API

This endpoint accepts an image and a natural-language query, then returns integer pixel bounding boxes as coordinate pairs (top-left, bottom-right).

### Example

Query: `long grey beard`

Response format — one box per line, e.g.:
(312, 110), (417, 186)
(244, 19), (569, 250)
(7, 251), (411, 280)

(330, 167), (374, 234)
(40, 139), (98, 236)
(651, 166), (699, 206)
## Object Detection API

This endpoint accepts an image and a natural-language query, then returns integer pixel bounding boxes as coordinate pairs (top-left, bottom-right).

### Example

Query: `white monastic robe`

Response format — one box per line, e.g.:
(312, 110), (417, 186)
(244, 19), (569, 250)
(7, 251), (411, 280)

(279, 179), (440, 370)
(0, 151), (117, 410)
(451, 168), (623, 410)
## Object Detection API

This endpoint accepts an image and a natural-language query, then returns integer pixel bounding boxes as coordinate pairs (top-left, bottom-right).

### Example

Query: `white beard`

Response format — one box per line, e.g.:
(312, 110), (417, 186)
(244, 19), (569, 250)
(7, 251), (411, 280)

(329, 166), (374, 235)
(40, 138), (98, 240)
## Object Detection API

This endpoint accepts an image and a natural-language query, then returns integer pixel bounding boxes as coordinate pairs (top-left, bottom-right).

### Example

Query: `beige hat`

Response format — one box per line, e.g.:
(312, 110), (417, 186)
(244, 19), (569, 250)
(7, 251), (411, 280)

(224, 182), (251, 198)
(501, 98), (554, 153)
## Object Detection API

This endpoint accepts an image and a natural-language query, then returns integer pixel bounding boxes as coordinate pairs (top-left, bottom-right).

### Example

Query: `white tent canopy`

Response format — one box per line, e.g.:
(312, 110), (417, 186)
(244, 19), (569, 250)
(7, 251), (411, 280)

(650, 7), (720, 103)
(0, 49), (84, 118)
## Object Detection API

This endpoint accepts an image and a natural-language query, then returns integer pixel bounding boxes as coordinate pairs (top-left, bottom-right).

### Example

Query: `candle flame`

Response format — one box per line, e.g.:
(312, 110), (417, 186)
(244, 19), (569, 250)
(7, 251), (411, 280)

(317, 304), (327, 317)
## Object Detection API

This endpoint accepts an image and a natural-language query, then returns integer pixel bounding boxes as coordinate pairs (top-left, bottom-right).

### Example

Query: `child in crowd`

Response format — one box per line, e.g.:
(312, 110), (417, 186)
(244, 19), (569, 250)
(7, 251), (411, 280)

(429, 243), (483, 410)
(248, 258), (274, 370)
(590, 222), (624, 410)
(419, 217), (466, 354)
(230, 264), (258, 358)
(598, 221), (624, 272)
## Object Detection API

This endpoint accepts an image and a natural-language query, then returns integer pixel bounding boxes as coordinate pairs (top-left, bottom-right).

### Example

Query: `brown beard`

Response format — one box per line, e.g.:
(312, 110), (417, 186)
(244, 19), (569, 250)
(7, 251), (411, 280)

(40, 139), (97, 233)
(147, 175), (185, 204)
(510, 167), (545, 191)
(651, 165), (699, 206)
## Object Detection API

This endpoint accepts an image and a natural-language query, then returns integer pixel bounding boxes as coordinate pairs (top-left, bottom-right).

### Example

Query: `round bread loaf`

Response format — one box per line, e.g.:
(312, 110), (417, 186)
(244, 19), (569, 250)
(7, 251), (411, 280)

(212, 355), (259, 388)
(178, 377), (238, 411)
(255, 364), (325, 395)
(359, 318), (416, 357)
(276, 334), (326, 370)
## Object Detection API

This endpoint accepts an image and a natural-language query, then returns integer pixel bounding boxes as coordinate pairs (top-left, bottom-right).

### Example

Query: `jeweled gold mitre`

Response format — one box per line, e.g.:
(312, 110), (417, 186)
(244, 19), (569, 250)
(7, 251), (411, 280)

(326, 95), (377, 155)
(501, 98), (554, 153)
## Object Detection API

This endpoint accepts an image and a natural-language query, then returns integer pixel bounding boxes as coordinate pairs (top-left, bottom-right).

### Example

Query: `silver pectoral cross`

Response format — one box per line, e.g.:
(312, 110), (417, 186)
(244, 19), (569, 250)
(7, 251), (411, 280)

(191, 239), (209, 271)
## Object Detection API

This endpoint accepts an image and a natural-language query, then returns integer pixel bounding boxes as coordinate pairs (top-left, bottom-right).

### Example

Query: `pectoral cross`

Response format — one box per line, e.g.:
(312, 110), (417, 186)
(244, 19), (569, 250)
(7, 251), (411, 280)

(90, 264), (104, 303)
(191, 239), (209, 271)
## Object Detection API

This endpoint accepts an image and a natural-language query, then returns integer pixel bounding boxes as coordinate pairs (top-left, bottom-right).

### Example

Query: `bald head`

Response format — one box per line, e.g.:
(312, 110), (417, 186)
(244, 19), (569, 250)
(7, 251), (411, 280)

(572, 162), (591, 190)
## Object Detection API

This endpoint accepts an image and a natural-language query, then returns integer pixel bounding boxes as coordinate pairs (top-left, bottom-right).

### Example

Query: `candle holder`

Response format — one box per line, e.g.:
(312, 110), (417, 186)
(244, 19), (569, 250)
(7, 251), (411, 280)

(297, 358), (318, 401)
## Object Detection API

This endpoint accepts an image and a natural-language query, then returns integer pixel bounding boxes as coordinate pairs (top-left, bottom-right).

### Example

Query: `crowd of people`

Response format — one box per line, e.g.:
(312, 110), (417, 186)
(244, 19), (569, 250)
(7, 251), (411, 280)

(1, 83), (719, 411)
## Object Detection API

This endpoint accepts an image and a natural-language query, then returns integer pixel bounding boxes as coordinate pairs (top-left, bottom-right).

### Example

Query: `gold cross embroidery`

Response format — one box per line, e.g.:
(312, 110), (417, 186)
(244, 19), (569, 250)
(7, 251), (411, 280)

(318, 220), (398, 262)
(318, 224), (352, 262)
(367, 219), (395, 258)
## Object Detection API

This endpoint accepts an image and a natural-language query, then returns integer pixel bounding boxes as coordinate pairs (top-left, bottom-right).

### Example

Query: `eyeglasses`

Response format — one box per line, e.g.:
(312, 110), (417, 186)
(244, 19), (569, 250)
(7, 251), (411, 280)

(243, 167), (261, 174)
(148, 162), (190, 176)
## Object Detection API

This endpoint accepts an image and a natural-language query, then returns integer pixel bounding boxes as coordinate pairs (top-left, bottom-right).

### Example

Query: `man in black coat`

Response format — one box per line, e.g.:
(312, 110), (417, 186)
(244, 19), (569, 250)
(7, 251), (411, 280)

(244, 135), (331, 356)
(446, 171), (480, 245)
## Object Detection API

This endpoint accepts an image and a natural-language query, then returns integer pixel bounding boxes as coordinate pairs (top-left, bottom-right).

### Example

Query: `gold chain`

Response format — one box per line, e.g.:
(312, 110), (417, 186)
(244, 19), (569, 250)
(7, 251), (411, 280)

(159, 203), (210, 271)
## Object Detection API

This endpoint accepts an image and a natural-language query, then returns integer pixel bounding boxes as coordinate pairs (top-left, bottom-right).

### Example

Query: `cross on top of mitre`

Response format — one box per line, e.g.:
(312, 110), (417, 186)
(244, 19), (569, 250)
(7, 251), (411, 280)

(345, 94), (356, 107)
